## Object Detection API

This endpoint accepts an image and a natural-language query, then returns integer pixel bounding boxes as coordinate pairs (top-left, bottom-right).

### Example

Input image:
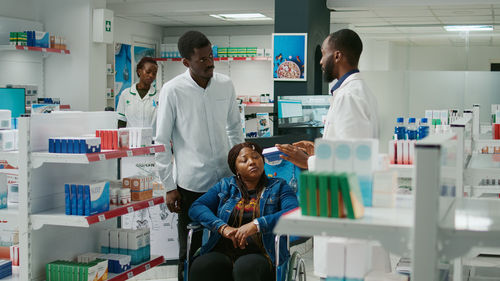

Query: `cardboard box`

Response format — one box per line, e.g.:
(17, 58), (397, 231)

(131, 189), (152, 201)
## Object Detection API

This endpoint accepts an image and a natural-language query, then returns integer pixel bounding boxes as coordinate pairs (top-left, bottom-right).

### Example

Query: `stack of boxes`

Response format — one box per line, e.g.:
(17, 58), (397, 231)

(216, 47), (269, 58)
(0, 110), (18, 153)
(122, 176), (154, 201)
(0, 260), (12, 279)
(96, 127), (153, 150)
(9, 31), (67, 50)
(492, 105), (500, 140)
(48, 137), (101, 154)
(46, 259), (107, 281)
(64, 181), (110, 216)
(77, 253), (131, 274)
(388, 140), (415, 165)
(100, 228), (150, 265)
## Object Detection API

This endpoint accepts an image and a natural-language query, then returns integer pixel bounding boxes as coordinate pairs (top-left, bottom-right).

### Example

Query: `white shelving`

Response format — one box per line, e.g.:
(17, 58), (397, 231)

(0, 203), (19, 223)
(389, 164), (414, 178)
(0, 45), (70, 55)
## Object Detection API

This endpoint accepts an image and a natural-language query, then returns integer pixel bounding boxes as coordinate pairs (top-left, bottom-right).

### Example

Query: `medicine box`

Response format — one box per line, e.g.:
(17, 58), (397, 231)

(0, 130), (16, 152)
(128, 229), (144, 265)
(314, 139), (335, 172)
(86, 181), (110, 215)
(119, 230), (129, 255)
(100, 230), (110, 254)
(100, 253), (131, 273)
(0, 173), (6, 209)
(345, 239), (370, 279)
(34, 31), (50, 48)
(324, 237), (346, 280)
(262, 147), (285, 162)
(0, 110), (11, 129)
(333, 140), (353, 173)
(109, 230), (120, 254)
(131, 189), (153, 201)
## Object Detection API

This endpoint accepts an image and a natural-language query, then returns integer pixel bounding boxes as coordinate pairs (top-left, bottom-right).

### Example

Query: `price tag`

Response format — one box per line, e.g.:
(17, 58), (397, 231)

(145, 264), (151, 270)
(61, 50), (65, 54)
(127, 272), (134, 278)
(42, 48), (47, 52)
(149, 147), (155, 154)
(127, 206), (134, 213)
(98, 154), (106, 161)
(98, 214), (105, 222)
(127, 150), (133, 157)
(148, 200), (154, 207)
(23, 46), (28, 51)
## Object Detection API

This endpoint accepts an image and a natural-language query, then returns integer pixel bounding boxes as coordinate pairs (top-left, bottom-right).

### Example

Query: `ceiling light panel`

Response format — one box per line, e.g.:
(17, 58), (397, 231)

(210, 13), (272, 21)
(444, 25), (493, 31)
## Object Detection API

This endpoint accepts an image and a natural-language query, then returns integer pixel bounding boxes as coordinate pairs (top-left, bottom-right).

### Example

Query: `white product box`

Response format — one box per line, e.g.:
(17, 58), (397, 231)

(256, 48), (264, 57)
(109, 230), (120, 253)
(333, 140), (353, 173)
(264, 48), (272, 57)
(87, 259), (108, 281)
(369, 242), (391, 273)
(314, 138), (335, 172)
(432, 110), (441, 122)
(100, 229), (110, 253)
(372, 171), (397, 208)
(352, 139), (378, 175)
(396, 141), (403, 165)
(0, 130), (16, 151)
(0, 110), (11, 129)
(388, 140), (396, 165)
(325, 237), (347, 279)
(345, 239), (370, 279)
(425, 110), (433, 121)
(138, 127), (153, 147)
(440, 110), (448, 125)
(119, 229), (129, 254)
(402, 140), (409, 165)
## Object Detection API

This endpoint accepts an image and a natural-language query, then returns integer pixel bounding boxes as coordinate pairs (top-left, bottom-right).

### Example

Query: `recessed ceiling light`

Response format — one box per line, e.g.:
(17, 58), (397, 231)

(444, 25), (493, 31)
(210, 13), (272, 21)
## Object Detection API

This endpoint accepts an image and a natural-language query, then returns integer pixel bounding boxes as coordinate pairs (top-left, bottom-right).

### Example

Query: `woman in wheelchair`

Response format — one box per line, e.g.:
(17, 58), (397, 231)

(188, 142), (299, 281)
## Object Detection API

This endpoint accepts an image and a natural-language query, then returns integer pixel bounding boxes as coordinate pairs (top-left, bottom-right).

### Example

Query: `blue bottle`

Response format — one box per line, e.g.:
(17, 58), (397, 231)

(395, 117), (406, 140)
(418, 118), (430, 140)
(407, 118), (418, 140)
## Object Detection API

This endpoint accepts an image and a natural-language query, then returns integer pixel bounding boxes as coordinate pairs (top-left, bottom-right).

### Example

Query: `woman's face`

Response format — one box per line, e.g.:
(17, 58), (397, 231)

(235, 147), (264, 181)
(138, 62), (158, 86)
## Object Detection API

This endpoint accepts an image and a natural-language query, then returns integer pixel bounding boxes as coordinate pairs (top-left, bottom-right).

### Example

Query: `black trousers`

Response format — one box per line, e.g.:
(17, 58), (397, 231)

(190, 252), (274, 281)
(177, 186), (204, 281)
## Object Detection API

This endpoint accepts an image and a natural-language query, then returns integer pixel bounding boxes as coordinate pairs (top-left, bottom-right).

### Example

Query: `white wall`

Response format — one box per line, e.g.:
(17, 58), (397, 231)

(113, 16), (163, 46)
(0, 0), (38, 22)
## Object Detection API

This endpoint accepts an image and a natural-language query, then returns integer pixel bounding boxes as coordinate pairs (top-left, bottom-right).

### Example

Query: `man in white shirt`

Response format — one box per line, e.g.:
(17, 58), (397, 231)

(277, 29), (379, 169)
(155, 30), (244, 281)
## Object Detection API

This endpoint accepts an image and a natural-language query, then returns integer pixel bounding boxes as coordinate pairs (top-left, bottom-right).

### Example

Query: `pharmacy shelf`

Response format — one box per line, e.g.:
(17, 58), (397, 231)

(0, 203), (19, 224)
(465, 154), (500, 184)
(108, 255), (164, 281)
(389, 164), (414, 178)
(242, 102), (274, 108)
(465, 185), (500, 197)
(0, 45), (70, 54)
(274, 207), (413, 256)
(155, 56), (271, 62)
(31, 145), (165, 168)
(439, 198), (500, 259)
(0, 151), (19, 168)
(30, 196), (164, 230)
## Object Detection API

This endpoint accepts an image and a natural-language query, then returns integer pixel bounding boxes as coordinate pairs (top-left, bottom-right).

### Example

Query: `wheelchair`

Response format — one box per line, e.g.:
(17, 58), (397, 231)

(184, 222), (307, 281)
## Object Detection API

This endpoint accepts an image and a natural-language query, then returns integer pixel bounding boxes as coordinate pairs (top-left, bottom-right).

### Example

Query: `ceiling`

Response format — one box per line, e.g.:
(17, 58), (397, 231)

(107, 0), (500, 46)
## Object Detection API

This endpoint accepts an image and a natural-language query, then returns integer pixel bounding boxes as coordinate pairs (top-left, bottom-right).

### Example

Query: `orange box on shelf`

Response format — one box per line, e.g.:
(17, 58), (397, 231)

(131, 189), (153, 201)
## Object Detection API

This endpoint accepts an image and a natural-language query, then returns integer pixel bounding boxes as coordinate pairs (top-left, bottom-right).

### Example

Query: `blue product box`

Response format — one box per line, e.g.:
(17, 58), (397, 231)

(84, 137), (101, 153)
(88, 181), (110, 215)
(67, 139), (73, 153)
(262, 147), (286, 162)
(61, 139), (68, 153)
(84, 186), (91, 216)
(73, 140), (80, 154)
(35, 31), (49, 48)
(70, 184), (77, 215)
(77, 184), (84, 215)
(64, 184), (71, 215)
(107, 254), (131, 273)
(55, 139), (62, 153)
(49, 138), (55, 153)
(358, 175), (373, 207)
(79, 139), (86, 153)
(143, 229), (150, 261)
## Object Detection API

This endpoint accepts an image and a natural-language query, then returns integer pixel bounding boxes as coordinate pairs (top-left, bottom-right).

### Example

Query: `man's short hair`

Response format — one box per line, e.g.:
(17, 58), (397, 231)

(178, 31), (211, 59)
(327, 29), (363, 67)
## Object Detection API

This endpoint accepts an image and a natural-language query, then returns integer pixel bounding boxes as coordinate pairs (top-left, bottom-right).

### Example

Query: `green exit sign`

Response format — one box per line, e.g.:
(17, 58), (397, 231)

(105, 20), (111, 32)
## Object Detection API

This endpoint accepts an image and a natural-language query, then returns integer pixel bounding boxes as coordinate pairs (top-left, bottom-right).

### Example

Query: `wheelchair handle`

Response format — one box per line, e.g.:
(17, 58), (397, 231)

(187, 222), (202, 230)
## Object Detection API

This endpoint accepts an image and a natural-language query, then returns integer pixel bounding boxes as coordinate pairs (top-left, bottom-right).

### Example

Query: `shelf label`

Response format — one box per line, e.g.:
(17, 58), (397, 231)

(42, 48), (47, 52)
(127, 150), (133, 157)
(149, 147), (155, 154)
(127, 271), (134, 278)
(23, 46), (28, 50)
(127, 206), (134, 213)
(145, 264), (151, 270)
(98, 154), (106, 161)
(148, 200), (154, 207)
(98, 214), (105, 222)
(60, 50), (65, 54)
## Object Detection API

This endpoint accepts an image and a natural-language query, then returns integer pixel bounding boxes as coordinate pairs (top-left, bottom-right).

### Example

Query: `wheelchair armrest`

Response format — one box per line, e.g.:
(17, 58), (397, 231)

(187, 222), (203, 230)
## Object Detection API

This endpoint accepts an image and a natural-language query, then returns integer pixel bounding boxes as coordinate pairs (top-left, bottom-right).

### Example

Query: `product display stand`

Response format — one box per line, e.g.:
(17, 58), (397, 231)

(10, 112), (165, 281)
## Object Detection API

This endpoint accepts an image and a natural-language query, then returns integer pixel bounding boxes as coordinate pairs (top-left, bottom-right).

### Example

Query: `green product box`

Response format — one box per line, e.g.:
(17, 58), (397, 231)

(246, 47), (257, 57)
(308, 173), (318, 216)
(237, 47), (246, 57)
(329, 174), (341, 218)
(227, 47), (238, 58)
(218, 47), (228, 58)
(299, 172), (309, 215)
(46, 263), (51, 281)
(318, 174), (329, 217)
(338, 173), (364, 219)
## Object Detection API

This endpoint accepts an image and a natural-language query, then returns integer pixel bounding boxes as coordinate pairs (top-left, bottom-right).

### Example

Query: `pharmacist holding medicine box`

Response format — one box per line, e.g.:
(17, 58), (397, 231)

(117, 57), (159, 133)
(276, 29), (379, 169)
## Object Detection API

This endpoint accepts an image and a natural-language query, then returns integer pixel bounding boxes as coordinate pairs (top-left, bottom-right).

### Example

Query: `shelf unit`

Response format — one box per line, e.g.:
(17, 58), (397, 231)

(0, 203), (19, 224)
(0, 151), (19, 168)
(11, 112), (166, 281)
(154, 56), (271, 62)
(0, 45), (70, 55)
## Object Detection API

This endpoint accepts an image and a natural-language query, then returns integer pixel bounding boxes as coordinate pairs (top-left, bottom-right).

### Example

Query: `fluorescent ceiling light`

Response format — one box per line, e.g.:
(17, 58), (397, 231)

(210, 13), (272, 21)
(444, 25), (493, 32)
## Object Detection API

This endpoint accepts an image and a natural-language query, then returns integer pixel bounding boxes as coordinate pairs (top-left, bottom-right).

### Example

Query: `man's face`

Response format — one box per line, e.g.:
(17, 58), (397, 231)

(186, 45), (215, 80)
(320, 37), (338, 83)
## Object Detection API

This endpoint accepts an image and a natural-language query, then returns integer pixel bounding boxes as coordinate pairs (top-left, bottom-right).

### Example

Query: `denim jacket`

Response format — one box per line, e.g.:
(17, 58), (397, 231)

(189, 176), (299, 266)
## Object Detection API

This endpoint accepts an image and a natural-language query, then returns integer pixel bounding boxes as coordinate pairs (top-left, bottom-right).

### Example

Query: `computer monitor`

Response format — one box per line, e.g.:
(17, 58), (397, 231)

(0, 88), (25, 118)
(277, 95), (330, 128)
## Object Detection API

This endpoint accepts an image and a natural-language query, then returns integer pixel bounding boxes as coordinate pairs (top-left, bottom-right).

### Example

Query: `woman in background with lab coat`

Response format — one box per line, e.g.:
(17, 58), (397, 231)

(117, 57), (159, 131)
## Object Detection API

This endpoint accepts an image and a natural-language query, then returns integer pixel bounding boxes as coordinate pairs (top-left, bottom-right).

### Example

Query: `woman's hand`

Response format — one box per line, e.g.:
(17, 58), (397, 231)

(234, 222), (258, 249)
(220, 225), (239, 248)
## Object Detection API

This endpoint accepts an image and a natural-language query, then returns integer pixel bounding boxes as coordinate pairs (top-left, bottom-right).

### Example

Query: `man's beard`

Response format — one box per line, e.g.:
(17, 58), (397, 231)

(322, 57), (335, 83)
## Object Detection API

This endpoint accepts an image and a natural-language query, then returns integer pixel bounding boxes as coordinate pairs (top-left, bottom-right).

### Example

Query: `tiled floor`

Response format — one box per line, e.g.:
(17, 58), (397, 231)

(130, 238), (320, 281)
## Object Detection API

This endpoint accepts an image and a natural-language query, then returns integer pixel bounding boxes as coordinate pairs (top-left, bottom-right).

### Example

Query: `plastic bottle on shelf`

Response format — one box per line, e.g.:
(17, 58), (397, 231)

(418, 118), (430, 140)
(394, 117), (406, 140)
(407, 118), (418, 140)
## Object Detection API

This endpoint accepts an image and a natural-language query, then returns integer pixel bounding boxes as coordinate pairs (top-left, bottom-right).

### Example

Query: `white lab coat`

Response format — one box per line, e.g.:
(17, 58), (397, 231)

(116, 83), (158, 134)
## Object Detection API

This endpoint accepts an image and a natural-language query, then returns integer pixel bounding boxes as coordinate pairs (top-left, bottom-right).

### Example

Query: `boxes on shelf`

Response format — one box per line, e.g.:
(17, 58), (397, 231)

(389, 140), (415, 165)
(122, 175), (154, 201)
(46, 259), (108, 281)
(0, 173), (6, 209)
(0, 260), (12, 279)
(49, 137), (101, 154)
(0, 130), (16, 152)
(100, 228), (150, 265)
(64, 181), (110, 216)
(99, 127), (152, 149)
(0, 110), (11, 130)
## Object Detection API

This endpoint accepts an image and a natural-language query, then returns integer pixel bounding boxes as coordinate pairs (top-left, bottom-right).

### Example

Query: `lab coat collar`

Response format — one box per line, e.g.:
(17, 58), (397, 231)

(130, 83), (156, 98)
(330, 72), (362, 98)
(184, 69), (213, 90)
(330, 69), (359, 94)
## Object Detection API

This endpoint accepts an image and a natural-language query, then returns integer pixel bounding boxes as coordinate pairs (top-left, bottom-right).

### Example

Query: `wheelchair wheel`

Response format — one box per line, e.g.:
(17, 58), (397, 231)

(286, 252), (306, 281)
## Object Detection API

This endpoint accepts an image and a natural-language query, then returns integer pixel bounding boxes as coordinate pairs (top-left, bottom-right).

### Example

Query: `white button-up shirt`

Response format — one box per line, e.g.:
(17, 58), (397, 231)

(155, 70), (244, 193)
(117, 83), (158, 131)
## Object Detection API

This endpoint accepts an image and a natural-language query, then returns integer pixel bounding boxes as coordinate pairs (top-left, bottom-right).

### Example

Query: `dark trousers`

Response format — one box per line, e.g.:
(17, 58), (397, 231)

(190, 252), (274, 281)
(177, 186), (204, 281)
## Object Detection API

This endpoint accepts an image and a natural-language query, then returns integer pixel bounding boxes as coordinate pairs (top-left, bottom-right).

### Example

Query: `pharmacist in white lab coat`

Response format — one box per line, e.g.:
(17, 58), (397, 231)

(277, 29), (379, 169)
(117, 57), (159, 132)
